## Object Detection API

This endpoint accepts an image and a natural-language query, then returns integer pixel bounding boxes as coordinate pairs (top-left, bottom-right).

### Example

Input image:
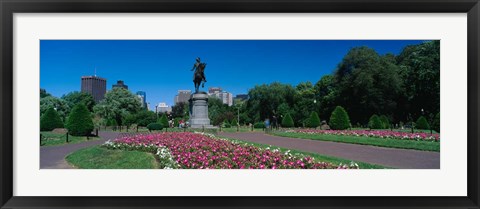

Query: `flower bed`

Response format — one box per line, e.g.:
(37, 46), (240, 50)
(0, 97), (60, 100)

(103, 132), (358, 169)
(287, 129), (440, 141)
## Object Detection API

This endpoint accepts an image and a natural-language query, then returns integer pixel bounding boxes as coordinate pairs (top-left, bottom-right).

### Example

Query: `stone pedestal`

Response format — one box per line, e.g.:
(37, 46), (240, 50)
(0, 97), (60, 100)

(189, 92), (214, 129)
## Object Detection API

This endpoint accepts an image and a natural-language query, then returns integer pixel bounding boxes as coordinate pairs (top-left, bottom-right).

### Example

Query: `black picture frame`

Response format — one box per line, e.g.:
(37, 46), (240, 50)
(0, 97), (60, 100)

(1, 0), (479, 208)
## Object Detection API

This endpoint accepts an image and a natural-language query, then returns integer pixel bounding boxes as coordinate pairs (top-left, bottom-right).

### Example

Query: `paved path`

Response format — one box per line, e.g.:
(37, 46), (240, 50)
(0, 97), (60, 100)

(40, 132), (121, 169)
(218, 132), (440, 169)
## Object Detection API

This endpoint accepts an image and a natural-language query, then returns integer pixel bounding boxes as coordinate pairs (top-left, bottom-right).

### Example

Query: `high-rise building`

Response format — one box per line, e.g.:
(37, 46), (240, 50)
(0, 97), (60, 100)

(174, 90), (191, 104)
(156, 102), (172, 113)
(112, 80), (128, 89)
(209, 90), (233, 106)
(136, 91), (147, 109)
(208, 87), (222, 94)
(81, 76), (107, 103)
(235, 94), (249, 101)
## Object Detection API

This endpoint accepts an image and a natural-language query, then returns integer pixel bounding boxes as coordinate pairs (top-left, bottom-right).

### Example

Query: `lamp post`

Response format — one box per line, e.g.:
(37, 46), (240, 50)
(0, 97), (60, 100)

(155, 104), (158, 120)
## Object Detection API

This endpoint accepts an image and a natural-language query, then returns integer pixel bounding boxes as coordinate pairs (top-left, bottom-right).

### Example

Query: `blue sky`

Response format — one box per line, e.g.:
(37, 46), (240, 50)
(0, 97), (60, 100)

(40, 40), (427, 109)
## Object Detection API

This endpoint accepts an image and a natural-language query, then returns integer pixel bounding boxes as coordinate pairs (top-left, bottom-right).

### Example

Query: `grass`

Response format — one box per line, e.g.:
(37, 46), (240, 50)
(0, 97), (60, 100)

(350, 127), (438, 134)
(217, 135), (388, 169)
(219, 127), (264, 133)
(272, 132), (440, 152)
(65, 146), (159, 169)
(40, 131), (99, 146)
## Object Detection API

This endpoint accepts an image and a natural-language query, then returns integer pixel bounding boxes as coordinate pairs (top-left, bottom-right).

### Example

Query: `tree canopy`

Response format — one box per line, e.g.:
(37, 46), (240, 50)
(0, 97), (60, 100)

(93, 87), (142, 126)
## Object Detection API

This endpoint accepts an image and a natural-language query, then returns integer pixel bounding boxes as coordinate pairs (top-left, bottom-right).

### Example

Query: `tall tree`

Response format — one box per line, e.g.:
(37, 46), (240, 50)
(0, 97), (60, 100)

(62, 91), (96, 112)
(293, 81), (316, 126)
(40, 88), (51, 98)
(246, 82), (295, 122)
(93, 88), (141, 126)
(40, 96), (70, 122)
(333, 46), (402, 124)
(397, 40), (440, 120)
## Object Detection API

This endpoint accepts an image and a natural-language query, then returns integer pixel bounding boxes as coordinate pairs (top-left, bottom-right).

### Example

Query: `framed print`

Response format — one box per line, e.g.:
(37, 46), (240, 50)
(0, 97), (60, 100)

(1, 0), (479, 208)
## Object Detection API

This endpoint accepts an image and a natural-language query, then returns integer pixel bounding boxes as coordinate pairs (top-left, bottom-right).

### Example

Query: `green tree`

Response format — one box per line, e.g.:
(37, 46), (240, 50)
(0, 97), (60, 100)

(171, 102), (189, 118)
(93, 88), (141, 126)
(122, 113), (137, 128)
(314, 75), (337, 120)
(281, 113), (294, 128)
(416, 116), (430, 130)
(246, 82), (296, 122)
(368, 114), (383, 129)
(308, 112), (321, 128)
(380, 115), (390, 129)
(135, 110), (157, 127)
(158, 114), (169, 128)
(293, 81), (317, 125)
(329, 106), (351, 130)
(333, 47), (402, 124)
(62, 91), (96, 112)
(40, 107), (64, 131)
(40, 88), (51, 98)
(66, 104), (94, 136)
(40, 96), (70, 121)
(397, 41), (440, 120)
(432, 112), (440, 133)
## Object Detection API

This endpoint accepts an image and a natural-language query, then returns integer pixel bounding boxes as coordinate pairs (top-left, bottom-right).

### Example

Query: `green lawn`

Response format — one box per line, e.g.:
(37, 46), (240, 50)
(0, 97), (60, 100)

(40, 131), (99, 146)
(272, 132), (439, 152)
(65, 146), (159, 169)
(219, 127), (264, 133)
(218, 135), (388, 169)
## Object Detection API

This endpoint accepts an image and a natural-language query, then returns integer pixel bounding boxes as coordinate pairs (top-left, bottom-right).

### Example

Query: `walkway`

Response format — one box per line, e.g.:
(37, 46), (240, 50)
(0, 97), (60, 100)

(218, 132), (440, 169)
(40, 131), (121, 169)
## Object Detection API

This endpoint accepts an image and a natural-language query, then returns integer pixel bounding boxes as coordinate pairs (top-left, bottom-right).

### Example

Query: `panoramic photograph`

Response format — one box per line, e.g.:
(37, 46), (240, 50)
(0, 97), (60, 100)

(39, 40), (440, 169)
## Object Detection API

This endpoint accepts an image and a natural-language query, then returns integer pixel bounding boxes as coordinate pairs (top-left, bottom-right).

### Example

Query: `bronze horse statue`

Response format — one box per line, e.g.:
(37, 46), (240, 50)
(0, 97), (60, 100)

(193, 62), (207, 93)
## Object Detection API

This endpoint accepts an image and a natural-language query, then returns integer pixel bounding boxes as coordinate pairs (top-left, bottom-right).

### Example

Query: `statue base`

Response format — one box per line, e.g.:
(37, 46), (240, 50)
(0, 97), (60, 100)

(188, 92), (215, 129)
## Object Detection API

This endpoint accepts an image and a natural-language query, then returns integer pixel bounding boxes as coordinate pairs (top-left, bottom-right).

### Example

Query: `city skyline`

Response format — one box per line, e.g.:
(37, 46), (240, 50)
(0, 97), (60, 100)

(40, 40), (428, 109)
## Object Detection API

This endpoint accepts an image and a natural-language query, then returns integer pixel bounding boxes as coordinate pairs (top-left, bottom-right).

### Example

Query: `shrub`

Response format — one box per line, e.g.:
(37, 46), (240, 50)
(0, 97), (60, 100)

(231, 118), (238, 126)
(158, 114), (169, 128)
(254, 122), (265, 128)
(368, 114), (383, 129)
(329, 106), (351, 130)
(223, 120), (232, 128)
(416, 116), (430, 130)
(65, 104), (94, 136)
(40, 107), (64, 131)
(147, 123), (163, 131)
(281, 114), (294, 128)
(380, 115), (390, 129)
(308, 112), (321, 128)
(432, 112), (440, 133)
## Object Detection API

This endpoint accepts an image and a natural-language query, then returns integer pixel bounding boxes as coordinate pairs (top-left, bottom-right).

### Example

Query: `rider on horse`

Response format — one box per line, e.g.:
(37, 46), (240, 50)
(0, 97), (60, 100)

(191, 57), (207, 83)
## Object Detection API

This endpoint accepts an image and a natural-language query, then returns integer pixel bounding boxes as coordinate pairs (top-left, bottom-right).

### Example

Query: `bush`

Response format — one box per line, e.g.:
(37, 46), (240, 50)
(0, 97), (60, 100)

(158, 114), (169, 128)
(66, 104), (94, 136)
(254, 122), (265, 128)
(40, 107), (64, 131)
(432, 112), (440, 133)
(416, 116), (430, 130)
(281, 114), (294, 128)
(231, 118), (238, 126)
(380, 115), (390, 129)
(147, 123), (163, 131)
(368, 114), (383, 129)
(224, 123), (232, 128)
(329, 106), (351, 130)
(308, 112), (321, 128)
